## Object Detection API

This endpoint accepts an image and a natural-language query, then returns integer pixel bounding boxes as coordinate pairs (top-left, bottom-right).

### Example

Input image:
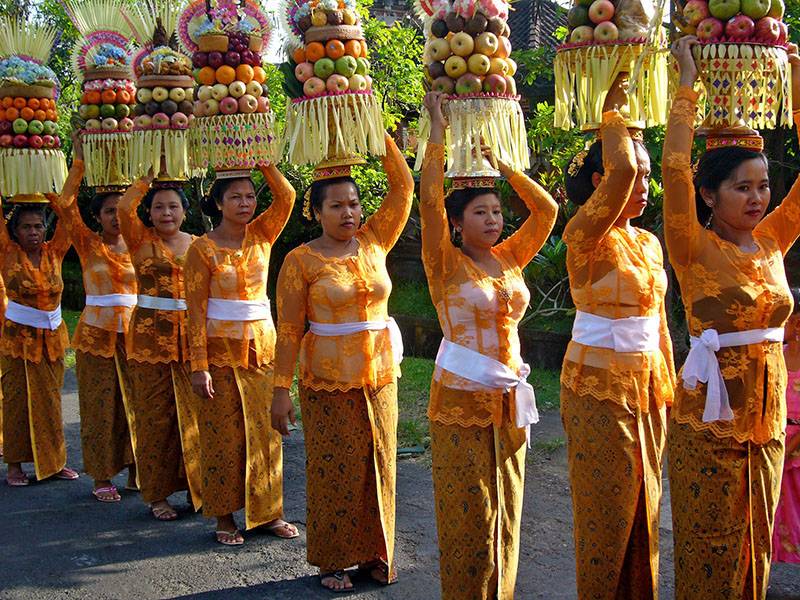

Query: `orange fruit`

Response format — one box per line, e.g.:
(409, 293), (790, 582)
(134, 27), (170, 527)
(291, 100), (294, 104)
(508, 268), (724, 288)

(33, 109), (46, 121)
(215, 65), (236, 85)
(101, 89), (117, 104)
(86, 90), (102, 105)
(46, 109), (57, 121)
(13, 97), (27, 109)
(27, 97), (40, 110)
(325, 39), (345, 59)
(235, 64), (254, 84)
(344, 40), (361, 57)
(1, 97), (12, 108)
(305, 41), (325, 62)
(39, 98), (51, 109)
(198, 66), (216, 85)
(252, 66), (266, 83)
(5, 107), (19, 121)
(20, 106), (34, 121)
(0, 108), (5, 121)
(292, 46), (306, 64)
(360, 40), (368, 58)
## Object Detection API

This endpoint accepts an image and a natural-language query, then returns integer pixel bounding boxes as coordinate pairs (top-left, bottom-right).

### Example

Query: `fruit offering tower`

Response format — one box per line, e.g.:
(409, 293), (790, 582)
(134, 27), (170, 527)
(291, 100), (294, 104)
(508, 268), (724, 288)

(124, 0), (197, 180)
(673, 0), (791, 130)
(180, 0), (279, 172)
(555, 0), (669, 130)
(0, 18), (67, 202)
(65, 0), (137, 188)
(281, 0), (385, 165)
(414, 0), (529, 177)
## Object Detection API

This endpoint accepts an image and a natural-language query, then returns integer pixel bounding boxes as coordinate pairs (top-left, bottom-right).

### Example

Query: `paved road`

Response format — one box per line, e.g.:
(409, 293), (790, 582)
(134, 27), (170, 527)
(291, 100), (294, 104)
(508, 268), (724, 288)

(1, 371), (799, 599)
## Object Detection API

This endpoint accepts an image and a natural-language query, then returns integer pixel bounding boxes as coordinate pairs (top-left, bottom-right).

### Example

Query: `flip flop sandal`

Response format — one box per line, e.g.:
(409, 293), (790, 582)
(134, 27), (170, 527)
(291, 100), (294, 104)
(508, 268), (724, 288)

(55, 467), (79, 480)
(5, 473), (29, 487)
(92, 485), (121, 503)
(319, 571), (355, 593)
(215, 530), (244, 546)
(261, 520), (299, 539)
(357, 560), (397, 586)
(151, 504), (178, 521)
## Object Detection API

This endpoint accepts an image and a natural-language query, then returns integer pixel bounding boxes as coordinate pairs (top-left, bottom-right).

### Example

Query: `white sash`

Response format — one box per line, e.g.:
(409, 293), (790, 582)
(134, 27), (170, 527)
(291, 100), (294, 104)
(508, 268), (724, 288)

(683, 327), (784, 423)
(207, 298), (271, 322)
(308, 318), (404, 366)
(435, 338), (539, 446)
(571, 310), (661, 353)
(136, 294), (187, 311)
(6, 300), (62, 330)
(85, 293), (138, 308)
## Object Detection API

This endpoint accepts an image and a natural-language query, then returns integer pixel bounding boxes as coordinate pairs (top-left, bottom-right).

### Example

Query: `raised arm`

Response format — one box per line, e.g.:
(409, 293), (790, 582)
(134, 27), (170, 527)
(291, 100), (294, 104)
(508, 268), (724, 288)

(118, 176), (153, 253)
(754, 48), (800, 254)
(273, 251), (309, 390)
(495, 164), (558, 268)
(185, 241), (211, 374)
(250, 164), (296, 243)
(562, 111), (637, 250)
(361, 133), (414, 250)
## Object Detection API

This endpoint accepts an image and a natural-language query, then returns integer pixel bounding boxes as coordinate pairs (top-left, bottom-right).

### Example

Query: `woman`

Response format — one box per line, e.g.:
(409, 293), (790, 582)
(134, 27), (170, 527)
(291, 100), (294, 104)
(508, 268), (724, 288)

(1, 165), (82, 486)
(271, 132), (413, 592)
(186, 165), (297, 545)
(53, 136), (137, 502)
(119, 173), (202, 520)
(559, 76), (676, 599)
(664, 37), (800, 599)
(420, 91), (558, 599)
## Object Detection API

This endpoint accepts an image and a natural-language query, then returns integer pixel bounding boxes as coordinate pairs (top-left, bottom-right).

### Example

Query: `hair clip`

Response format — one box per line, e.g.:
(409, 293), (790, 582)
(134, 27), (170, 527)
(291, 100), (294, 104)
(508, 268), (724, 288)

(567, 150), (588, 177)
(302, 188), (313, 220)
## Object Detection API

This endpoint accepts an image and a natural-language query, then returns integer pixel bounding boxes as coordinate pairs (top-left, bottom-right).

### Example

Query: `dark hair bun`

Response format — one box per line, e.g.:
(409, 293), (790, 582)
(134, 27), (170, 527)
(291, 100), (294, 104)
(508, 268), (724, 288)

(565, 140), (603, 206)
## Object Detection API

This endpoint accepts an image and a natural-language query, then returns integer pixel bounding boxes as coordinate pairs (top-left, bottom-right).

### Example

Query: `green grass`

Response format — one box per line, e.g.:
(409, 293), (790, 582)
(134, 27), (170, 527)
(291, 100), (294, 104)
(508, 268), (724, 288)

(388, 282), (437, 320)
(63, 309), (81, 369)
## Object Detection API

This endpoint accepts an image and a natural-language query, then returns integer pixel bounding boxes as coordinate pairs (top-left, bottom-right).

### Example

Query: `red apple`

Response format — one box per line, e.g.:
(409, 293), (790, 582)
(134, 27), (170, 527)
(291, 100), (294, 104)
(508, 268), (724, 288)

(12, 134), (28, 148)
(725, 14), (755, 38)
(170, 112), (189, 128)
(483, 73), (507, 94)
(0, 134), (13, 147)
(504, 75), (517, 96)
(28, 134), (43, 149)
(219, 96), (239, 114)
(303, 77), (326, 97)
(570, 25), (595, 43)
(151, 113), (170, 129)
(295, 62), (314, 82)
(683, 0), (711, 26)
(696, 16), (724, 39)
(588, 0), (615, 24)
(238, 94), (258, 113)
(432, 76), (455, 94)
(594, 21), (620, 41)
(119, 117), (134, 131)
(326, 74), (350, 93)
(256, 96), (269, 113)
(754, 16), (781, 42)
(777, 20), (788, 44)
(455, 73), (482, 95)
(41, 134), (55, 148)
(208, 52), (224, 69)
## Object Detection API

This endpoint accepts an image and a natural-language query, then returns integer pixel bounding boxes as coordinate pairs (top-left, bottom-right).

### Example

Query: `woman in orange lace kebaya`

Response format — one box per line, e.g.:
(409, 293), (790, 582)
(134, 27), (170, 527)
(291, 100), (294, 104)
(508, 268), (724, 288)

(1, 164), (83, 487)
(271, 132), (413, 593)
(51, 136), (137, 503)
(0, 272), (6, 457)
(663, 38), (800, 600)
(420, 92), (558, 600)
(185, 165), (297, 546)
(118, 174), (201, 521)
(559, 77), (675, 600)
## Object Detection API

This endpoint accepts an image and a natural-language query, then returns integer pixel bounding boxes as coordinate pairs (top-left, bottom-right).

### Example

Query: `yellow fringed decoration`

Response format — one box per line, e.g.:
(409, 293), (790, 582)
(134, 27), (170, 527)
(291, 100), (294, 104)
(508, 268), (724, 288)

(283, 92), (386, 166)
(0, 149), (67, 197)
(690, 43), (792, 131)
(129, 128), (196, 180)
(414, 96), (530, 177)
(554, 43), (669, 130)
(189, 112), (282, 171)
(83, 132), (132, 188)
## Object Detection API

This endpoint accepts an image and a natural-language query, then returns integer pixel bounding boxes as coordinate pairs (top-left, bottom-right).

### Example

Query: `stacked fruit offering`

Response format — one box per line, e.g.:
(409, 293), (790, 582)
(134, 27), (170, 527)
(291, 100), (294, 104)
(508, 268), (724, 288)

(280, 0), (385, 165)
(192, 31), (270, 118)
(424, 6), (517, 97)
(0, 17), (67, 200)
(675, 0), (787, 44)
(0, 95), (60, 150)
(79, 78), (136, 133)
(133, 49), (195, 132)
(566, 0), (631, 44)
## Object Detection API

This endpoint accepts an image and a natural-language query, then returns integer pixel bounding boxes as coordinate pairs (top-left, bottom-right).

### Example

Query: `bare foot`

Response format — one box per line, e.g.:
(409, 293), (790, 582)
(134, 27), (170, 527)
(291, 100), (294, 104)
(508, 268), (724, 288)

(150, 499), (178, 521)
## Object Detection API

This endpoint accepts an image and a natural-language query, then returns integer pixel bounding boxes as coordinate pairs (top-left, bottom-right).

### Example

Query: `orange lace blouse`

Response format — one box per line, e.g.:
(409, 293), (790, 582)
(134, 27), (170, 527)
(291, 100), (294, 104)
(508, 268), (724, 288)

(186, 165), (295, 373)
(420, 143), (559, 428)
(274, 136), (414, 392)
(50, 168), (137, 358)
(0, 161), (80, 363)
(663, 86), (800, 444)
(119, 178), (191, 365)
(561, 111), (676, 412)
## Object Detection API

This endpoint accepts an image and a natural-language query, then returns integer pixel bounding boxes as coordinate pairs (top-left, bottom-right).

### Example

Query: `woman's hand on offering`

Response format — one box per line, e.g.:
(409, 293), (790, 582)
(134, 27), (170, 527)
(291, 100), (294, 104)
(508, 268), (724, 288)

(424, 90), (448, 144)
(603, 72), (630, 114)
(71, 130), (84, 162)
(671, 35), (699, 88)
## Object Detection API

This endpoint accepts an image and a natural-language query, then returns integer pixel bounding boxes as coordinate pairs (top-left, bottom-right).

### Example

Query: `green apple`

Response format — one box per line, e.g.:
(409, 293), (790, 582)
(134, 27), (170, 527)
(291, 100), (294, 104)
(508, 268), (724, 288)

(741, 0), (770, 18)
(115, 103), (131, 118)
(708, 0), (741, 20)
(12, 118), (28, 134)
(355, 57), (370, 76)
(27, 119), (44, 135)
(100, 104), (116, 118)
(86, 104), (100, 119)
(43, 120), (57, 135)
(313, 57), (336, 79)
(335, 55), (357, 77)
(78, 104), (92, 120)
